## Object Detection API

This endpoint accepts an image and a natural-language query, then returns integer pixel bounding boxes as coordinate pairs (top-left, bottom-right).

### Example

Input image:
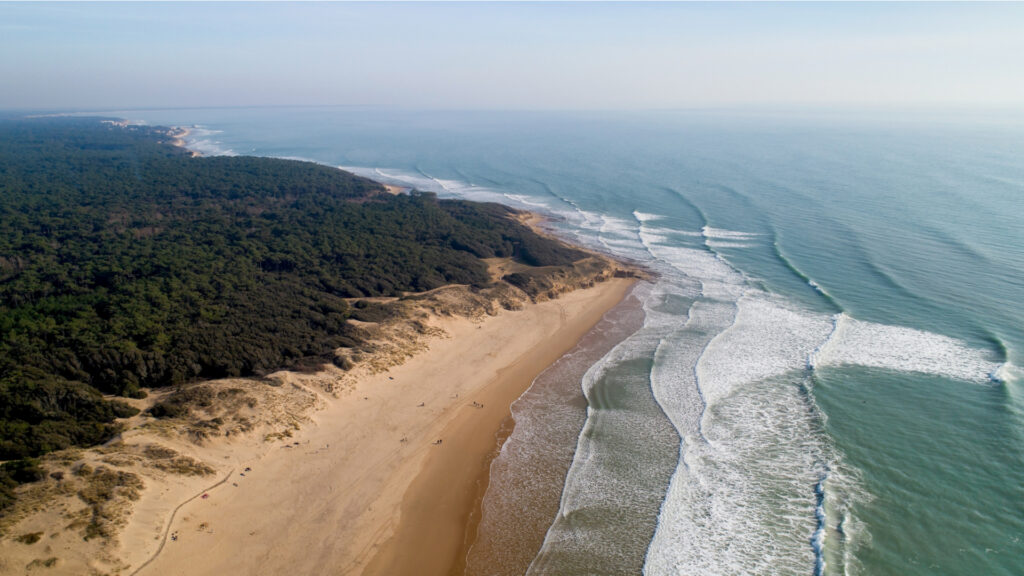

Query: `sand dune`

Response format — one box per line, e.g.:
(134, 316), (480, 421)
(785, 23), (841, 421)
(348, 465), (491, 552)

(126, 278), (634, 576)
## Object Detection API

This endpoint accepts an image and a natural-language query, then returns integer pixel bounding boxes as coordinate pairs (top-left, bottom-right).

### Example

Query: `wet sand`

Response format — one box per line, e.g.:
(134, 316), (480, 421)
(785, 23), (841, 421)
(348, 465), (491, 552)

(362, 277), (637, 576)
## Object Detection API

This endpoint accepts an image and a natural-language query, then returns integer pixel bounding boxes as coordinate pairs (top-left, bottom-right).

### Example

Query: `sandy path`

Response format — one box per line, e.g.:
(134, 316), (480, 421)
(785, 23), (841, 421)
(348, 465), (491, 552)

(128, 468), (235, 576)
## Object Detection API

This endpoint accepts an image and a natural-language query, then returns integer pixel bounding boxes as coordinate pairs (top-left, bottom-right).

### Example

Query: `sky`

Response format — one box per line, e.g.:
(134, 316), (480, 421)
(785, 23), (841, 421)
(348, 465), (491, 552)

(2, 2), (1024, 111)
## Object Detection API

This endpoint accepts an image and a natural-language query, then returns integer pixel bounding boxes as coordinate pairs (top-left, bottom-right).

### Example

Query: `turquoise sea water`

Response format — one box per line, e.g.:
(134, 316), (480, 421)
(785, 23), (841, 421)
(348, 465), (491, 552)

(122, 108), (1023, 575)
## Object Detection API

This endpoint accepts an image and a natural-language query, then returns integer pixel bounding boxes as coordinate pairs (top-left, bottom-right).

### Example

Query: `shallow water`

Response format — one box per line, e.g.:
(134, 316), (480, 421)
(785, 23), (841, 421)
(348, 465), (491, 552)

(465, 290), (646, 576)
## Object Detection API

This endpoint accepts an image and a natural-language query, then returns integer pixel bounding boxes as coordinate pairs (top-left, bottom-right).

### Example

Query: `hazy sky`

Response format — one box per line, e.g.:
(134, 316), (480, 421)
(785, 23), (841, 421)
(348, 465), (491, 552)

(3, 2), (1024, 110)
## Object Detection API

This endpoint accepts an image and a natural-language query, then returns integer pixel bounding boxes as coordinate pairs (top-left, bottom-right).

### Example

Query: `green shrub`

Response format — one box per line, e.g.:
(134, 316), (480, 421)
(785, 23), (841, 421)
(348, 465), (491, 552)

(15, 531), (43, 544)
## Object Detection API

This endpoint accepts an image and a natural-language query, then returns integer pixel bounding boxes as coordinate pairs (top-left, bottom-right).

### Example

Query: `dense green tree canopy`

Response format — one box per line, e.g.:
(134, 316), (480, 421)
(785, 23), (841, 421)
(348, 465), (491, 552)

(0, 117), (584, 466)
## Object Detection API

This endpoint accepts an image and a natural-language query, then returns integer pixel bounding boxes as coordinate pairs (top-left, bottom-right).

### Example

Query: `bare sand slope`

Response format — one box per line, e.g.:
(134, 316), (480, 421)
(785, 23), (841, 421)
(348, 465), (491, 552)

(133, 277), (634, 576)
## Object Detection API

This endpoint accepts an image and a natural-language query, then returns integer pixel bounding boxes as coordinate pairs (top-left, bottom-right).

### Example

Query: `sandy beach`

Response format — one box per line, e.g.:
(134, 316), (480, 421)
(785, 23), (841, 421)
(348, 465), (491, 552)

(164, 127), (201, 158)
(382, 183), (408, 195)
(122, 277), (634, 576)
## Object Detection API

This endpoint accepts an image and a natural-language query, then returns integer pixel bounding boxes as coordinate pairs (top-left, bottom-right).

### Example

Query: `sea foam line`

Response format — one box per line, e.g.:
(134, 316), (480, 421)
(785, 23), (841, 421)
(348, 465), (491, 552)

(810, 314), (1002, 384)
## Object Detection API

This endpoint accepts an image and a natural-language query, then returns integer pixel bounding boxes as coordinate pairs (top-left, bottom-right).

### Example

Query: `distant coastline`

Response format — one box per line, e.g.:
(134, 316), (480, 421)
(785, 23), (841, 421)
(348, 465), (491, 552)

(165, 125), (200, 157)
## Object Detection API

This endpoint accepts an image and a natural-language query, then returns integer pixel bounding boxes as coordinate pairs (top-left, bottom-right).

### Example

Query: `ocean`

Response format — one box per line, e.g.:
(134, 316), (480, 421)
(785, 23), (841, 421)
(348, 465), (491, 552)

(119, 107), (1023, 575)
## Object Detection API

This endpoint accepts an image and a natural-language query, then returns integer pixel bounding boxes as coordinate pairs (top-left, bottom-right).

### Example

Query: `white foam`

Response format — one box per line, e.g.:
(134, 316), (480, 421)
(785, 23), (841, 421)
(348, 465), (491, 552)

(702, 225), (761, 240)
(811, 314), (1002, 383)
(339, 165), (436, 194)
(649, 293), (733, 443)
(353, 167), (429, 194)
(638, 291), (842, 574)
(702, 226), (761, 251)
(633, 210), (703, 236)
(434, 176), (464, 192)
(503, 192), (548, 208)
(339, 165), (519, 207)
(705, 240), (755, 250)
(277, 155), (319, 164)
(184, 127), (236, 156)
(591, 214), (645, 260)
(992, 362), (1022, 385)
(645, 372), (836, 576)
(600, 214), (642, 240)
(697, 294), (836, 410)
(634, 210), (666, 225)
(372, 167), (405, 183)
(638, 226), (746, 302)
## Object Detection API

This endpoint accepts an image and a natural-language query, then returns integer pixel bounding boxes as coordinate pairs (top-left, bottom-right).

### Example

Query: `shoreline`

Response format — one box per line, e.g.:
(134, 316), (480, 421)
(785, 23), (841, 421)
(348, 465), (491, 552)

(361, 278), (636, 576)
(167, 126), (201, 157)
